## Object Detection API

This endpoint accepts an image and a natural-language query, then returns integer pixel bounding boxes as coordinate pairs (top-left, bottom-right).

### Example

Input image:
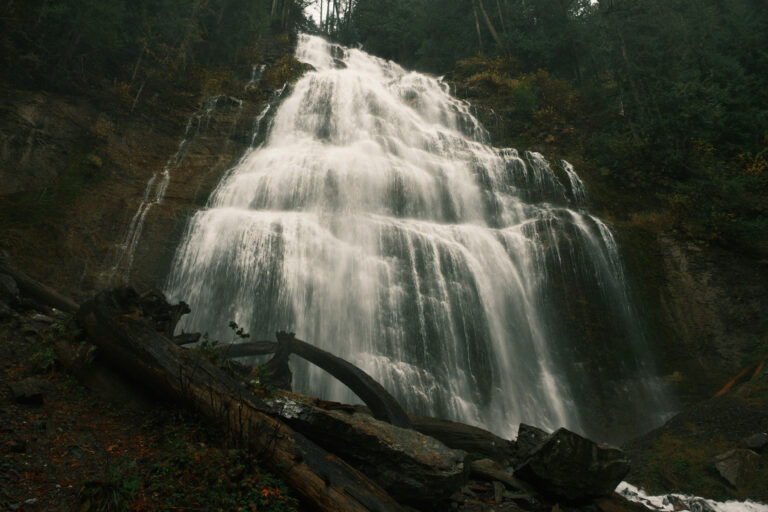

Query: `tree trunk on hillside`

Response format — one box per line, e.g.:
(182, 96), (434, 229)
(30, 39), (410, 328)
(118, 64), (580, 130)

(477, 0), (506, 53)
(472, 0), (484, 50)
(77, 288), (404, 512)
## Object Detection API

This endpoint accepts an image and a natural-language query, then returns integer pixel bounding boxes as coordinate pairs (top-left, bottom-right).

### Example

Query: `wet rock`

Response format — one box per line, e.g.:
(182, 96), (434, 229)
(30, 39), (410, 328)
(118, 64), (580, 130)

(29, 313), (55, 324)
(492, 481), (504, 502)
(515, 428), (630, 502)
(50, 308), (70, 321)
(713, 448), (760, 488)
(511, 423), (549, 465)
(0, 274), (18, 319)
(744, 432), (768, 452)
(668, 495), (717, 512)
(8, 377), (49, 405)
(0, 274), (19, 304)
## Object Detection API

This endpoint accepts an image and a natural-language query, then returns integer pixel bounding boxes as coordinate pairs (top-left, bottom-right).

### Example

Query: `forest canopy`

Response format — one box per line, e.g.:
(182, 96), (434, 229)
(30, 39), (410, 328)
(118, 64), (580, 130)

(318, 0), (768, 256)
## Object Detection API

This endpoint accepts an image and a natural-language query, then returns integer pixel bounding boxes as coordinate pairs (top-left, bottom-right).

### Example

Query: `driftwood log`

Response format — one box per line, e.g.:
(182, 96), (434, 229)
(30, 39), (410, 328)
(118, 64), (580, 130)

(77, 288), (405, 512)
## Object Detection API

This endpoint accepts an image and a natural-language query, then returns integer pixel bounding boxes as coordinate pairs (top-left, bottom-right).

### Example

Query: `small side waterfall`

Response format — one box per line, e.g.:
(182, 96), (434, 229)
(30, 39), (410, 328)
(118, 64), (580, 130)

(166, 35), (667, 441)
(109, 95), (242, 282)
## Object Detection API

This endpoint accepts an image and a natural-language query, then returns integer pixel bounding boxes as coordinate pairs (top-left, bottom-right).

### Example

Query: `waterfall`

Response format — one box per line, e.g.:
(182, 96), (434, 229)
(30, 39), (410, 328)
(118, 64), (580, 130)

(166, 34), (667, 441)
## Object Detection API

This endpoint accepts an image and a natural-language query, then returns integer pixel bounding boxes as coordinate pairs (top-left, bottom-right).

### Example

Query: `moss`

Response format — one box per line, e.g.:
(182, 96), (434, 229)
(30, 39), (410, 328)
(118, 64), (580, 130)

(631, 429), (732, 499)
(0, 133), (106, 229)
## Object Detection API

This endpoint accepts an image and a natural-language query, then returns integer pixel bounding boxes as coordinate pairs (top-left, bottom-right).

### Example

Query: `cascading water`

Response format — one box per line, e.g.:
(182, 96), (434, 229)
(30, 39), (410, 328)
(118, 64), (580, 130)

(166, 35), (667, 441)
(109, 94), (244, 283)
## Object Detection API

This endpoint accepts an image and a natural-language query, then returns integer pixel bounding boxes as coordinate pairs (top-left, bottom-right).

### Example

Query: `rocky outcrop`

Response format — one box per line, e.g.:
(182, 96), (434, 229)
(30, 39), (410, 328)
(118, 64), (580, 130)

(713, 449), (761, 488)
(515, 428), (630, 502)
(623, 387), (768, 501)
(0, 40), (305, 303)
(654, 235), (768, 399)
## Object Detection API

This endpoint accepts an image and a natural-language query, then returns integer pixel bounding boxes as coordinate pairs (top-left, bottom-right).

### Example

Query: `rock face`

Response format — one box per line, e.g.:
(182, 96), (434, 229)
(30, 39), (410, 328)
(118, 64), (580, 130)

(515, 428), (630, 502)
(0, 40), (303, 302)
(713, 449), (761, 488)
(647, 235), (768, 400)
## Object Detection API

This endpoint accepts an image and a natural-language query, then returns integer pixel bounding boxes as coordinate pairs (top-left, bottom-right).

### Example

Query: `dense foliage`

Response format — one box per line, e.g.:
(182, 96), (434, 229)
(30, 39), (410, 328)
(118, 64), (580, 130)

(0, 0), (311, 91)
(324, 0), (768, 257)
(1, 1), (766, 255)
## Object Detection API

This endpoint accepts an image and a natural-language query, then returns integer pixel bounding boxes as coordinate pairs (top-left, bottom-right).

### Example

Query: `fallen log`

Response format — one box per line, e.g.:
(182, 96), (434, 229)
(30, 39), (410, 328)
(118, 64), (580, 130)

(77, 288), (404, 512)
(222, 334), (412, 429)
(408, 414), (514, 463)
(469, 458), (536, 497)
(267, 394), (468, 502)
(0, 257), (79, 313)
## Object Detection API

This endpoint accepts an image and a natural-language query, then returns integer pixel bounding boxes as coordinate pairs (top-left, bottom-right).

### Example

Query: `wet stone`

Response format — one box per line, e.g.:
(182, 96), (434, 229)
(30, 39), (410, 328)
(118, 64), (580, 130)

(514, 427), (630, 502)
(511, 423), (549, 466)
(668, 495), (717, 512)
(713, 448), (761, 488)
(30, 313), (55, 324)
(0, 274), (18, 303)
(744, 432), (768, 452)
(9, 377), (49, 405)
(0, 301), (11, 320)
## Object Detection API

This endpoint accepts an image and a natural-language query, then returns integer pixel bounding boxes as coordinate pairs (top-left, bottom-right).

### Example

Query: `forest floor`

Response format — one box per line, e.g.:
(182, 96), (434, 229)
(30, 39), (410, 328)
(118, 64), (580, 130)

(2, 295), (766, 510)
(0, 307), (301, 512)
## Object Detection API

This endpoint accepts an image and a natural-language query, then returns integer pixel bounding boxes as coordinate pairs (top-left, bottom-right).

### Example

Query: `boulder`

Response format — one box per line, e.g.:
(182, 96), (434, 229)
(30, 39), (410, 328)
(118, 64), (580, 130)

(511, 423), (549, 465)
(0, 301), (11, 320)
(713, 448), (761, 488)
(667, 495), (717, 512)
(514, 428), (630, 502)
(9, 377), (49, 405)
(0, 273), (19, 304)
(744, 432), (768, 453)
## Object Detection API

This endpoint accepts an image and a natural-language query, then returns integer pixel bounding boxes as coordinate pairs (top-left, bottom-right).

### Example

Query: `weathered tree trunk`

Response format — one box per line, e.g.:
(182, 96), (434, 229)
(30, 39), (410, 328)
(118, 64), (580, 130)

(77, 288), (404, 512)
(477, 0), (506, 53)
(472, 0), (484, 50)
(266, 394), (468, 502)
(408, 414), (514, 463)
(0, 257), (79, 313)
(220, 334), (412, 429)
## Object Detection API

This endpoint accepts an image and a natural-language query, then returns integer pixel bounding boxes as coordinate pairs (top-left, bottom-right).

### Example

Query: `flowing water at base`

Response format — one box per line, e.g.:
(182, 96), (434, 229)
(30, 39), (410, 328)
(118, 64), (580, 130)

(167, 35), (667, 440)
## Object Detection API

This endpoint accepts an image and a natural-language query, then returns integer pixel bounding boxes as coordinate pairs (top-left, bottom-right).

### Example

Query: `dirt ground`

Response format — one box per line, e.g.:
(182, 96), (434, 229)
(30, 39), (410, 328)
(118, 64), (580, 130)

(0, 305), (301, 512)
